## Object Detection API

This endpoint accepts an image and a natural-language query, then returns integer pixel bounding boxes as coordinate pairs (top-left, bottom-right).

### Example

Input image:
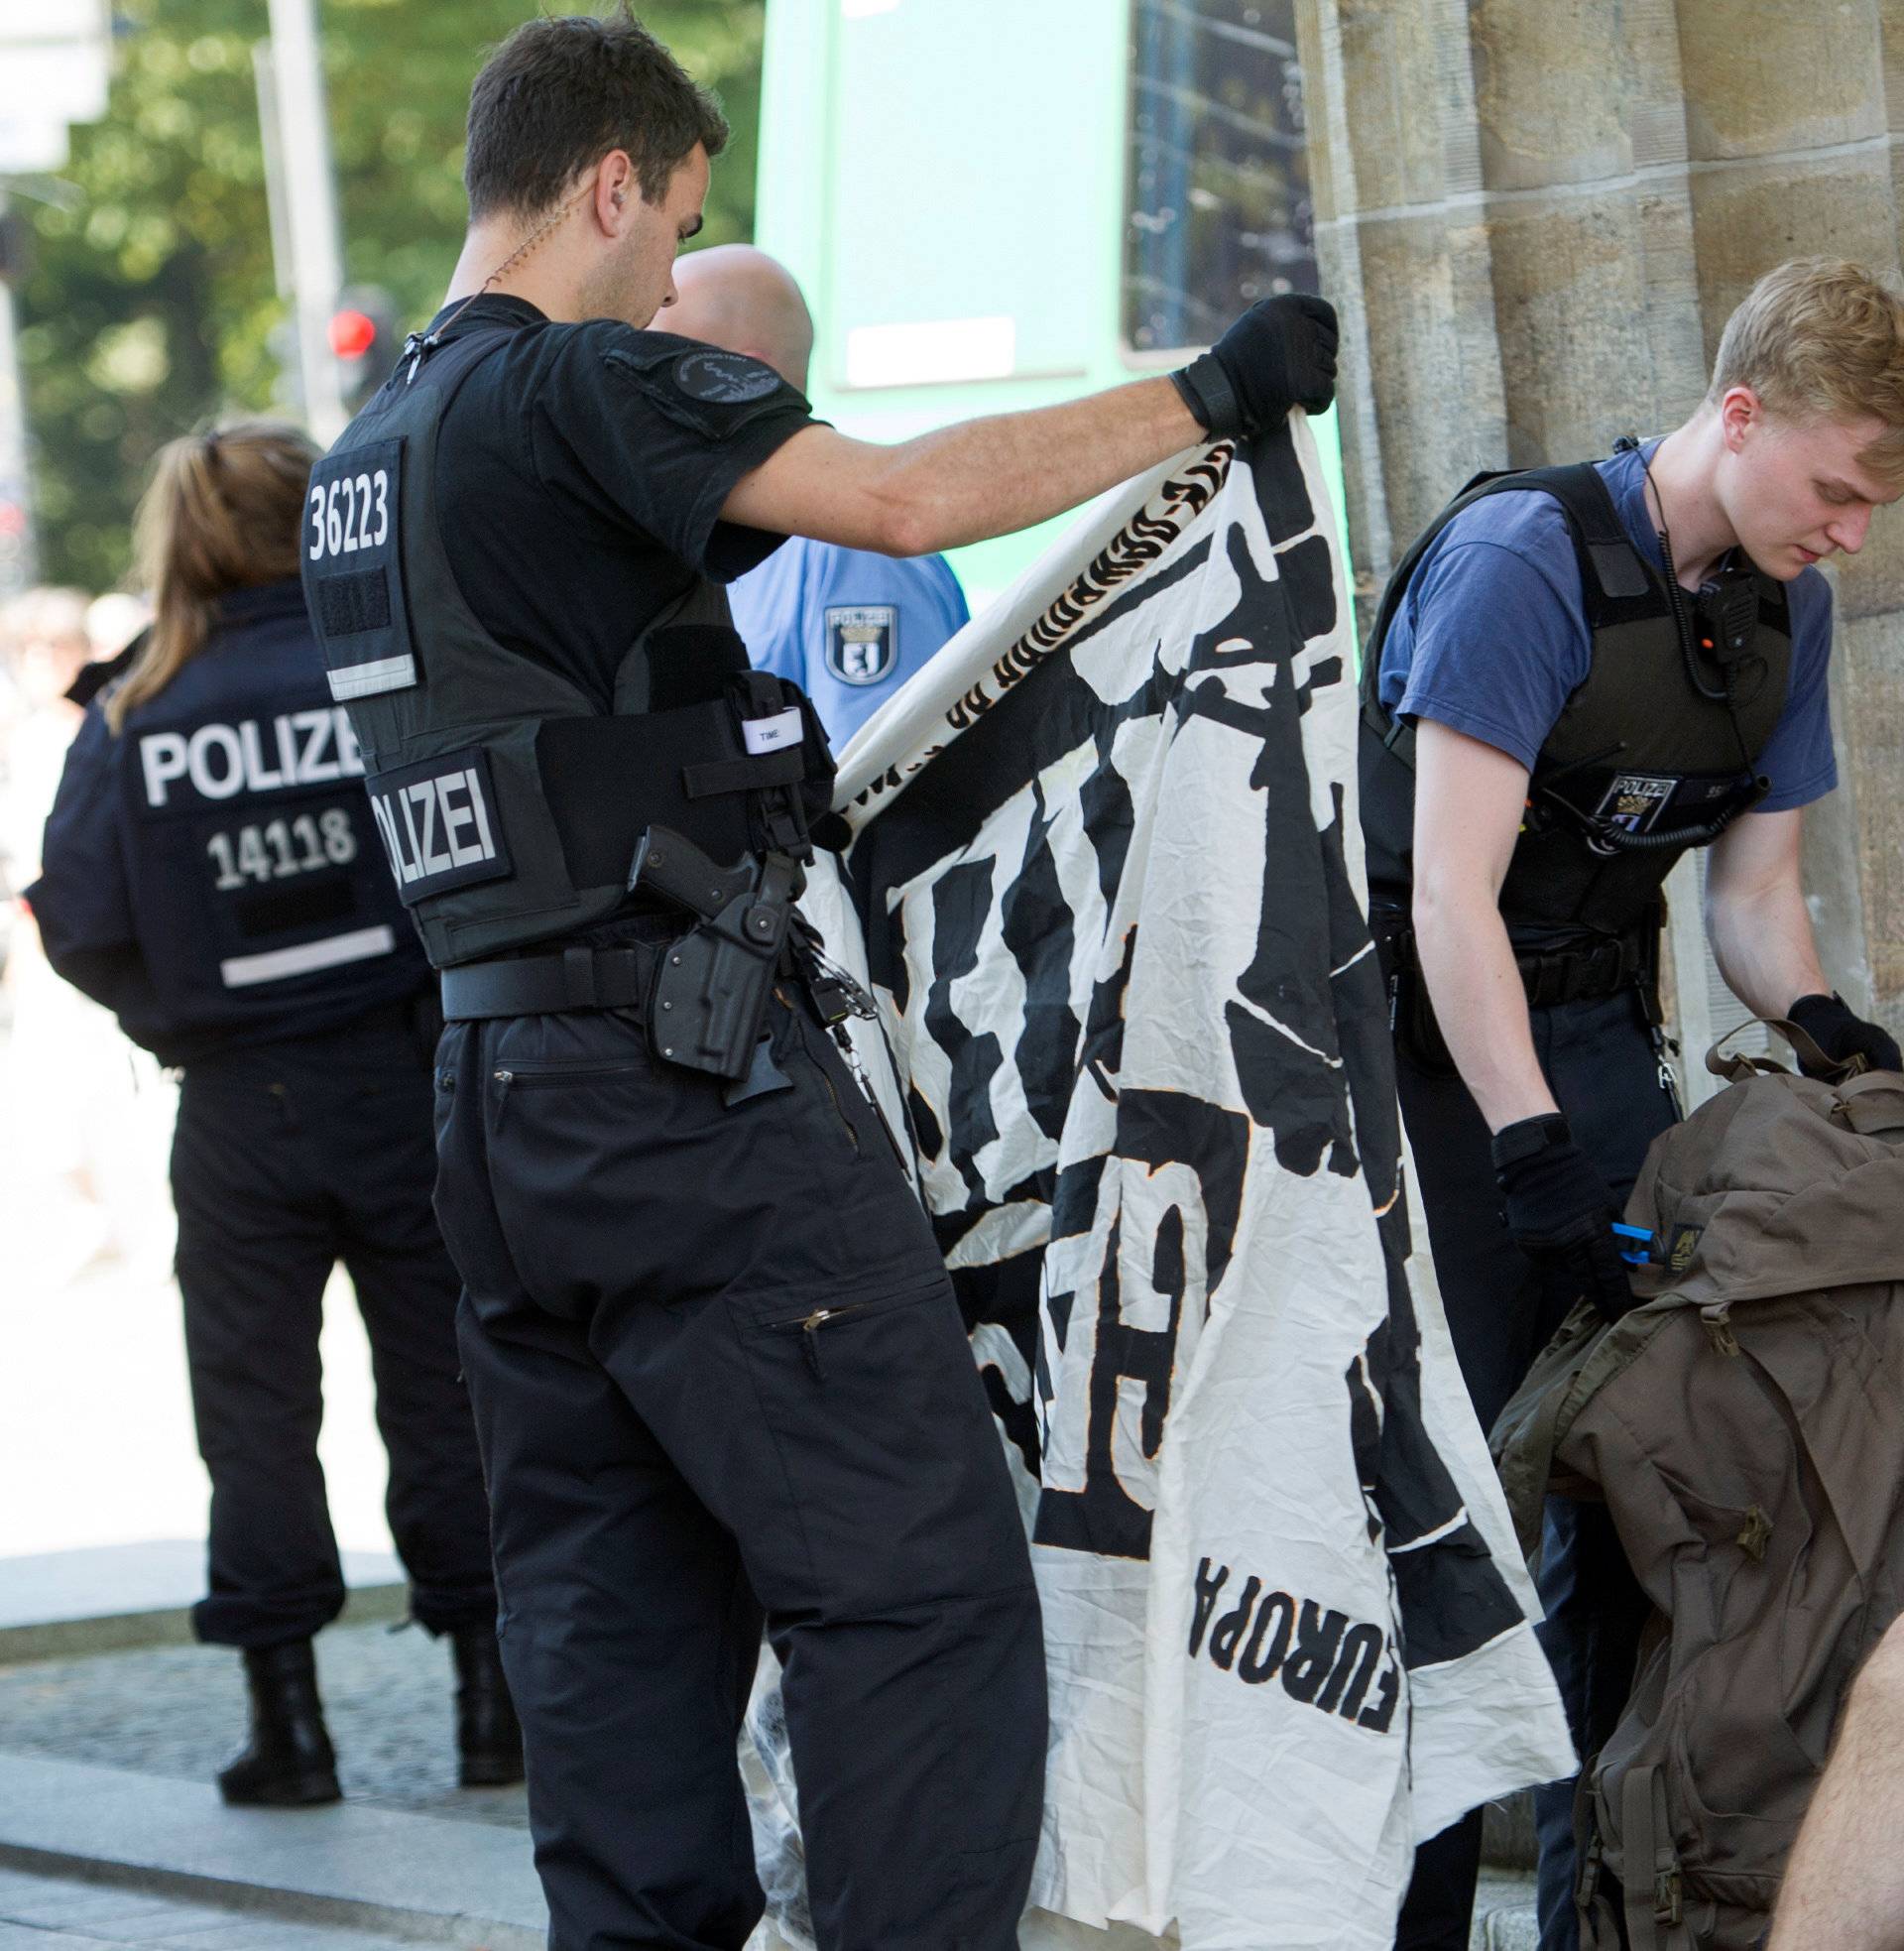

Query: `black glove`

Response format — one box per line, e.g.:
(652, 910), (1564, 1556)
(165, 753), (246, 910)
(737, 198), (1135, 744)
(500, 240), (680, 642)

(1786, 992), (1902, 1077)
(1171, 294), (1340, 439)
(1491, 1113), (1635, 1324)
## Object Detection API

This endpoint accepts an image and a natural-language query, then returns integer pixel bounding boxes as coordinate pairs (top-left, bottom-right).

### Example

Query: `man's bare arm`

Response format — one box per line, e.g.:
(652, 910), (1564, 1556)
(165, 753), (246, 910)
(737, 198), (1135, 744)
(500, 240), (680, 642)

(719, 379), (1206, 558)
(1411, 721), (1559, 1132)
(1704, 806), (1828, 1018)
(1768, 1619), (1904, 1951)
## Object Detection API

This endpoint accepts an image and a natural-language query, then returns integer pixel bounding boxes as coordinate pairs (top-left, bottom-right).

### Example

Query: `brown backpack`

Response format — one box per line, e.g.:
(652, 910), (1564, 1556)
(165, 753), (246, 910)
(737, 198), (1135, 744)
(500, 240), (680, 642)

(1492, 1037), (1904, 1951)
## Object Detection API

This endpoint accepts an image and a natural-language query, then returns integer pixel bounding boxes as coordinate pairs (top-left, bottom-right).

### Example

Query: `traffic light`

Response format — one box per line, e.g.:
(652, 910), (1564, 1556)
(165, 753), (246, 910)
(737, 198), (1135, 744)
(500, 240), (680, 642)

(327, 285), (402, 415)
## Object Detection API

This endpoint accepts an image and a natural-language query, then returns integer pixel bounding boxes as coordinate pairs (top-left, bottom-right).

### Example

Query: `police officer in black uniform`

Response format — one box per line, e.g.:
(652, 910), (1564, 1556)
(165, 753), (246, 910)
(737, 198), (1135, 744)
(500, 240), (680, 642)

(296, 13), (1337, 1948)
(29, 423), (516, 1809)
(1360, 259), (1904, 1949)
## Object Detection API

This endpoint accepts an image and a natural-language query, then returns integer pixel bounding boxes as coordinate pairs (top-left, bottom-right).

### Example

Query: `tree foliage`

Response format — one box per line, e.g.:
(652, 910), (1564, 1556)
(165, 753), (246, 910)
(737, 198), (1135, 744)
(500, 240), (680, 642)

(13, 0), (765, 591)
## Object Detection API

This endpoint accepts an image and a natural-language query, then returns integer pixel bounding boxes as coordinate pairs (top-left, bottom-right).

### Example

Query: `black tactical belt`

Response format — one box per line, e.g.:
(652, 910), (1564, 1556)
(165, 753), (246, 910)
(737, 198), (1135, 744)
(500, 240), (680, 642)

(1514, 928), (1649, 1008)
(1381, 917), (1651, 1010)
(440, 942), (657, 1021)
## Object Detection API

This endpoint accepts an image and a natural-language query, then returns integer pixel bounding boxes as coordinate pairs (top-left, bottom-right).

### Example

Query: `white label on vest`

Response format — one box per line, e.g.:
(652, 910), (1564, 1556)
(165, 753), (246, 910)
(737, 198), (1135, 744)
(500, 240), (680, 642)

(742, 706), (803, 756)
(328, 654), (417, 700)
(138, 707), (365, 810)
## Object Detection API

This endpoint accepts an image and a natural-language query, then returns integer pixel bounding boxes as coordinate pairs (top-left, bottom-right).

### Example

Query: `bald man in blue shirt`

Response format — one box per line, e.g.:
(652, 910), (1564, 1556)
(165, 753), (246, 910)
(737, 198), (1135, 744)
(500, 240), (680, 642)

(661, 246), (970, 749)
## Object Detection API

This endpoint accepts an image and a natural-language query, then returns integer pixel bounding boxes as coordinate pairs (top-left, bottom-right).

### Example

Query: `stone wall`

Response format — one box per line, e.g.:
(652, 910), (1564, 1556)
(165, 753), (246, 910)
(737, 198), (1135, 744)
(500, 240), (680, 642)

(1296, 0), (1903, 1017)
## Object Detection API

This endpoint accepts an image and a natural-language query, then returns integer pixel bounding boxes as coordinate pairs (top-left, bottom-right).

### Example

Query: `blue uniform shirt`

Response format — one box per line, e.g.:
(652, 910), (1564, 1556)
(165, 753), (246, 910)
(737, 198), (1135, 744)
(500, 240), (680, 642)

(29, 580), (429, 1066)
(1377, 441), (1837, 814)
(728, 538), (969, 748)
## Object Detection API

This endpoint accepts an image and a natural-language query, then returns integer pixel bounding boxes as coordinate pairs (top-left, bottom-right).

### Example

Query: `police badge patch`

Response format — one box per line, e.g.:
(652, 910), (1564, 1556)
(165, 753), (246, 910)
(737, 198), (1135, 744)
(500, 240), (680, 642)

(825, 605), (899, 686)
(672, 348), (783, 405)
(1588, 771), (1679, 856)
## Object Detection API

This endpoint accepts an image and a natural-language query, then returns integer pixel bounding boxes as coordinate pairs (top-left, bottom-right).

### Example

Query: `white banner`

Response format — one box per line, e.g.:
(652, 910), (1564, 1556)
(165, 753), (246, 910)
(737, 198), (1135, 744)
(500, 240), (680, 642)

(748, 419), (1573, 1949)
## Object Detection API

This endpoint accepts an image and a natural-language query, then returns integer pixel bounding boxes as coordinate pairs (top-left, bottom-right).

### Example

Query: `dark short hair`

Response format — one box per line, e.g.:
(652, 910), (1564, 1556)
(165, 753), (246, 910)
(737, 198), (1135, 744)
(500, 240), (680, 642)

(464, 5), (729, 222)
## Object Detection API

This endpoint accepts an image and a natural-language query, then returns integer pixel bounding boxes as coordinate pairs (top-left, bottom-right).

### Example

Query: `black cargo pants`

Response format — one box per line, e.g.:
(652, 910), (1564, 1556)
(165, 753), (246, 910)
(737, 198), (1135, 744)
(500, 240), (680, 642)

(432, 983), (1047, 1951)
(173, 1005), (497, 1648)
(1388, 984), (1672, 1951)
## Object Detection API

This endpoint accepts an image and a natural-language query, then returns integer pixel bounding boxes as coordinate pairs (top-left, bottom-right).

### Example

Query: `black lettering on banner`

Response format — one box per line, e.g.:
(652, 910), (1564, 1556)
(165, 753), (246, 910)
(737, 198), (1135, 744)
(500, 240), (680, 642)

(1188, 1557), (1402, 1736)
(1188, 1557), (1230, 1659)
(931, 450), (1230, 747)
(1034, 1092), (1248, 1563)
(364, 747), (512, 905)
(1238, 1590), (1295, 1685)
(1360, 1660), (1400, 1734)
(1207, 1577), (1261, 1673)
(1319, 1622), (1387, 1720)
(1280, 1601), (1350, 1705)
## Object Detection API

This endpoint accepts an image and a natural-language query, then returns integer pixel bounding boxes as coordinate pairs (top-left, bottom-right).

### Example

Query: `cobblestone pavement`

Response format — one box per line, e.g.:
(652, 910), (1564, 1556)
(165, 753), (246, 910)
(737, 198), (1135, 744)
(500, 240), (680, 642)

(0, 1623), (528, 1831)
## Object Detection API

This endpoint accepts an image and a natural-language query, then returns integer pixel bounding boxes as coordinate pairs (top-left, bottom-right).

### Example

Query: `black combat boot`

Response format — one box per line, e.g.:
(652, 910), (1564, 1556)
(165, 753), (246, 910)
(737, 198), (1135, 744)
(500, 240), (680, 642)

(452, 1625), (525, 1787)
(217, 1640), (341, 1807)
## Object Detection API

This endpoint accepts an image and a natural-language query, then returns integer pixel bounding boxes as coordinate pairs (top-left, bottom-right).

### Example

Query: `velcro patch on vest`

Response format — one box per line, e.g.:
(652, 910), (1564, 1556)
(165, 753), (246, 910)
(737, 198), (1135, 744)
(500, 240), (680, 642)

(315, 568), (392, 640)
(365, 749), (512, 905)
(304, 437), (418, 700)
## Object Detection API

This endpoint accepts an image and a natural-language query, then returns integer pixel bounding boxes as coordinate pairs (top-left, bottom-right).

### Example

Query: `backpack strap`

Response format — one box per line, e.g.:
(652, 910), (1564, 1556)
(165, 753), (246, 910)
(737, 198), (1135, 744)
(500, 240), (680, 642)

(1622, 1765), (1696, 1951)
(1706, 1016), (1847, 1084)
(1498, 1366), (1575, 1568)
(1831, 1069), (1904, 1138)
(1573, 1774), (1623, 1949)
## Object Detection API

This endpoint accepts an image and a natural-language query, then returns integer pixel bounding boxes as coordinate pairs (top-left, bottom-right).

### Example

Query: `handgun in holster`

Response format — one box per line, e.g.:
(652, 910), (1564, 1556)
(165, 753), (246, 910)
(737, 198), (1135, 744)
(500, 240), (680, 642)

(629, 825), (801, 1101)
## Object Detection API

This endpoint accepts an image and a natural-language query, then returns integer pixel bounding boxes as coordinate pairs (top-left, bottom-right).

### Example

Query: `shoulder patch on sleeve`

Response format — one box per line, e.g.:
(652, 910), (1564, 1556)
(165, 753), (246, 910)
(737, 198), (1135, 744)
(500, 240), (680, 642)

(601, 335), (805, 443)
(672, 348), (783, 405)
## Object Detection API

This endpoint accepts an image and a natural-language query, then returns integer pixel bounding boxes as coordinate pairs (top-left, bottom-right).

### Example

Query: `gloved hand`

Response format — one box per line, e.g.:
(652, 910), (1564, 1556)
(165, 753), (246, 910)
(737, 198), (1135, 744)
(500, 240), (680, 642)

(1491, 1113), (1635, 1324)
(1786, 992), (1902, 1077)
(1170, 294), (1340, 439)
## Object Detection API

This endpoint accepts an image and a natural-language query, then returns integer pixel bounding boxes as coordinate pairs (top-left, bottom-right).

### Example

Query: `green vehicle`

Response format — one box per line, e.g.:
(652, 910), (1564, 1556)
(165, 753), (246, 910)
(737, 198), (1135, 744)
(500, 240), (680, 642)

(751, 0), (1346, 607)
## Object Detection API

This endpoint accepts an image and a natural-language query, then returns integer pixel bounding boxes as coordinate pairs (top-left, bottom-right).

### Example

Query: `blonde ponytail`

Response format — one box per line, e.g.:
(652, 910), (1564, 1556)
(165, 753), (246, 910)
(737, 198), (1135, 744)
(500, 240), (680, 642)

(108, 421), (318, 732)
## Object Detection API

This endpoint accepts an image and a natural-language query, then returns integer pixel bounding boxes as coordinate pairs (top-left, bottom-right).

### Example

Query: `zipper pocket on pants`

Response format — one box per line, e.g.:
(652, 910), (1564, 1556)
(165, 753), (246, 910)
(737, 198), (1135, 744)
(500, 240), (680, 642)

(758, 1290), (935, 1383)
(489, 1059), (646, 1118)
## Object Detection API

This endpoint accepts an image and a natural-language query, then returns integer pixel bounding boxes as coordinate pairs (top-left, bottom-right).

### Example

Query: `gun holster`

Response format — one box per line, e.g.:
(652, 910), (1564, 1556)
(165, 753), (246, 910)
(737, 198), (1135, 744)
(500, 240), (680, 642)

(630, 825), (801, 1093)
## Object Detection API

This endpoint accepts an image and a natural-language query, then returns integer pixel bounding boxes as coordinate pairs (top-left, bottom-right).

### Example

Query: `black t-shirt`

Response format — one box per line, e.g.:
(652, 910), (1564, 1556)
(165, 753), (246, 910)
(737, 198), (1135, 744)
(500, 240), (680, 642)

(426, 295), (817, 710)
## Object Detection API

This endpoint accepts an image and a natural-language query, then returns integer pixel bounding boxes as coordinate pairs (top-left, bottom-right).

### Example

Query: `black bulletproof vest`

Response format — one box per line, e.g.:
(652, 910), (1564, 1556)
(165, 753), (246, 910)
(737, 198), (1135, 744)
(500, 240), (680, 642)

(1360, 462), (1792, 938)
(299, 325), (829, 970)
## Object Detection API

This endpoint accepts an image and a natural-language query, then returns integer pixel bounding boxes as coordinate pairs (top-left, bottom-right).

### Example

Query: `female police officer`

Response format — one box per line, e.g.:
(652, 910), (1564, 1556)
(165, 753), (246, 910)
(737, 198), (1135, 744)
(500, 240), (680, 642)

(28, 423), (516, 1807)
